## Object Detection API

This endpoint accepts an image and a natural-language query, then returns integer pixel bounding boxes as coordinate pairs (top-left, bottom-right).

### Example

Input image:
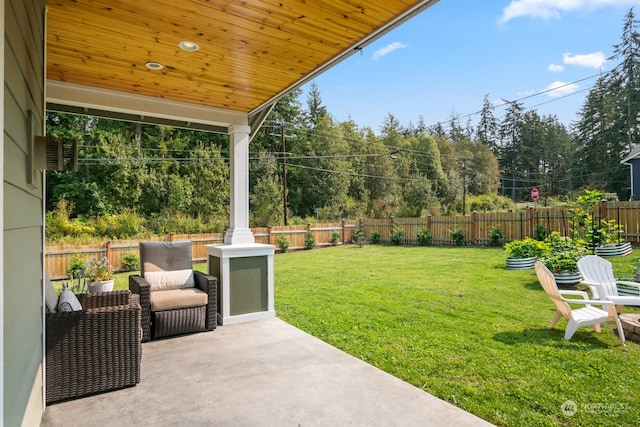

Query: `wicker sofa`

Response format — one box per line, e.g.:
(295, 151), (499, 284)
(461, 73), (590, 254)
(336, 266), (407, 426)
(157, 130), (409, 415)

(45, 290), (142, 404)
(129, 241), (217, 342)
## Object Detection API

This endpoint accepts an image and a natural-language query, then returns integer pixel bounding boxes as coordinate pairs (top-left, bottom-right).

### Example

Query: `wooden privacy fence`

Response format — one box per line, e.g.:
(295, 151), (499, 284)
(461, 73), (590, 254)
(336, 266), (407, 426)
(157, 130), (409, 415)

(45, 221), (357, 279)
(45, 201), (640, 278)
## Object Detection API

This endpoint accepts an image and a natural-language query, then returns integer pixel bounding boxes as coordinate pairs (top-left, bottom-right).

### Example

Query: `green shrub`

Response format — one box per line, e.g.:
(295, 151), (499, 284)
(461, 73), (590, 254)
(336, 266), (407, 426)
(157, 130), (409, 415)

(450, 228), (467, 246)
(329, 231), (341, 246)
(276, 234), (290, 253)
(416, 228), (432, 246)
(120, 252), (140, 272)
(533, 223), (548, 241)
(488, 226), (505, 246)
(390, 228), (404, 245)
(369, 230), (381, 244)
(304, 231), (316, 250)
(352, 228), (367, 248)
(503, 237), (549, 259)
(66, 253), (87, 277)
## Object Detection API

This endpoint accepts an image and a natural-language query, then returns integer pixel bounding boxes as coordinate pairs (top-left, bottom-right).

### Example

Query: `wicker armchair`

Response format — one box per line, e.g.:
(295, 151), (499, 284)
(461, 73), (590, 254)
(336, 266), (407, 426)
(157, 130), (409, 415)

(45, 290), (142, 404)
(129, 241), (217, 342)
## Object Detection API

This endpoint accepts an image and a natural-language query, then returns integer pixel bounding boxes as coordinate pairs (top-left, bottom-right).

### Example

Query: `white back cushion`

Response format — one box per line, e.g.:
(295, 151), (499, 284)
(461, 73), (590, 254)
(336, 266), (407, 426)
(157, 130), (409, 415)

(45, 276), (59, 313)
(57, 289), (82, 312)
(145, 269), (195, 291)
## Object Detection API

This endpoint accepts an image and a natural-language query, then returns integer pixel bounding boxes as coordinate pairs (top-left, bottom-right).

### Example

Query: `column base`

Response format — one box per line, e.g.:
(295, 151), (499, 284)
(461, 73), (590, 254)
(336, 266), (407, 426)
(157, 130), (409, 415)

(224, 228), (255, 245)
(206, 243), (275, 326)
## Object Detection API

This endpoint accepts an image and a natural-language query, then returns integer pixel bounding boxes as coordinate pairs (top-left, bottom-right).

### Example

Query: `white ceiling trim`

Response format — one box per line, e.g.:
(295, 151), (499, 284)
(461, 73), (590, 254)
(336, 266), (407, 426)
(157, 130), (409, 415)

(46, 80), (248, 133)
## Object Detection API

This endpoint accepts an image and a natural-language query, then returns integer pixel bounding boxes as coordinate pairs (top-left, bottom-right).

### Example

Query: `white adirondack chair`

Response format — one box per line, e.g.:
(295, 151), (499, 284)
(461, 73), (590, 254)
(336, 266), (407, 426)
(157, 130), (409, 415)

(577, 255), (640, 310)
(534, 262), (625, 345)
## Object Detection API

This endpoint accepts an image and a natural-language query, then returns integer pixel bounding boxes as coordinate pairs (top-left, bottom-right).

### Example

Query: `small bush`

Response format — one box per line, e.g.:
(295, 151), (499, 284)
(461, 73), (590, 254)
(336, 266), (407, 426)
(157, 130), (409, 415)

(416, 228), (432, 246)
(66, 253), (87, 277)
(120, 252), (140, 272)
(391, 228), (404, 245)
(329, 231), (341, 246)
(276, 234), (290, 253)
(488, 226), (505, 246)
(450, 228), (467, 246)
(304, 231), (316, 250)
(534, 223), (548, 241)
(352, 228), (367, 248)
(370, 230), (381, 244)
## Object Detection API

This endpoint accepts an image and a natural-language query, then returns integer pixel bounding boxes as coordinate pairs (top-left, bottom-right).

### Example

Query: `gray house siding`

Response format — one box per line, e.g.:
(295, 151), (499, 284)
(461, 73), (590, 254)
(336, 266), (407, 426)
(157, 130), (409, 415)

(630, 158), (640, 200)
(4, 0), (46, 425)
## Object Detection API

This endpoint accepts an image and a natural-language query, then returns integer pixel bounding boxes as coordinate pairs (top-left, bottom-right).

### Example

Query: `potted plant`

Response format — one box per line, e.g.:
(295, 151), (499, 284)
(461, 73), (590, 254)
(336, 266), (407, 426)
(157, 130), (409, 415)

(85, 256), (115, 293)
(570, 189), (631, 257)
(504, 237), (548, 270)
(594, 219), (632, 257)
(540, 232), (587, 285)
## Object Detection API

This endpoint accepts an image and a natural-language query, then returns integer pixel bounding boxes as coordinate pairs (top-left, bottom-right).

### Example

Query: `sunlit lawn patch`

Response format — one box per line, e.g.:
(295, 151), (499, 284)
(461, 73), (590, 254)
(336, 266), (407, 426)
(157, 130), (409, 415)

(273, 245), (640, 427)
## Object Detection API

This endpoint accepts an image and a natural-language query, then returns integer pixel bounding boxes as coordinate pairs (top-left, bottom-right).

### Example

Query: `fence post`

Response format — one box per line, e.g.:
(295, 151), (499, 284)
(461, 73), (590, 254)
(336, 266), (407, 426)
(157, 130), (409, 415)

(471, 211), (478, 244)
(600, 199), (608, 221)
(390, 216), (395, 245)
(106, 240), (112, 266)
(528, 206), (535, 237)
(169, 233), (174, 242)
(268, 226), (274, 245)
(427, 214), (432, 231)
(341, 220), (346, 244)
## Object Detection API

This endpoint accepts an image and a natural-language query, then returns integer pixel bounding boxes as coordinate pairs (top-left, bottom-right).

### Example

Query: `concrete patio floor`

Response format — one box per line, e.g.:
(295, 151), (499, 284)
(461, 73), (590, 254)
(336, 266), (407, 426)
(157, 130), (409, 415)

(41, 318), (493, 426)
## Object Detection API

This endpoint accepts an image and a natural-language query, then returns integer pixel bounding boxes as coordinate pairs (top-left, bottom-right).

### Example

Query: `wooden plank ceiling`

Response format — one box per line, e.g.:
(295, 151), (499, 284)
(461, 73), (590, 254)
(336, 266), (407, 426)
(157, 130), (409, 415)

(46, 0), (438, 122)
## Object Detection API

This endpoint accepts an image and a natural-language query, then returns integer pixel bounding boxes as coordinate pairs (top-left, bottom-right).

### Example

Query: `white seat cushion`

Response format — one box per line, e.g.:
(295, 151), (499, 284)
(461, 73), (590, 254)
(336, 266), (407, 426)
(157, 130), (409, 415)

(150, 288), (207, 312)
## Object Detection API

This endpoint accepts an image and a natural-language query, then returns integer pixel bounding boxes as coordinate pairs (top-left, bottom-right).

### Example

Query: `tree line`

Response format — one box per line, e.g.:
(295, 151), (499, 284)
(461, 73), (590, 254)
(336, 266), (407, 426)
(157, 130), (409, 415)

(45, 8), (640, 240)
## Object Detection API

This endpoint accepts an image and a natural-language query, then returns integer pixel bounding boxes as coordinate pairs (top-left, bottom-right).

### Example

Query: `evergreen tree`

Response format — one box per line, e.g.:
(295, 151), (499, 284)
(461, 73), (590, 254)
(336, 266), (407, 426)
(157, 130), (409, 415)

(498, 100), (525, 201)
(608, 7), (640, 153)
(306, 82), (329, 128)
(476, 94), (499, 154)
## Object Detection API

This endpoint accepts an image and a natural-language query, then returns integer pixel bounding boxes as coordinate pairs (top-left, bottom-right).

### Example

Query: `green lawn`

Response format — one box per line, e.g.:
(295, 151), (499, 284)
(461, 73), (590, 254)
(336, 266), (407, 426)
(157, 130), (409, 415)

(272, 245), (640, 427)
(110, 246), (639, 425)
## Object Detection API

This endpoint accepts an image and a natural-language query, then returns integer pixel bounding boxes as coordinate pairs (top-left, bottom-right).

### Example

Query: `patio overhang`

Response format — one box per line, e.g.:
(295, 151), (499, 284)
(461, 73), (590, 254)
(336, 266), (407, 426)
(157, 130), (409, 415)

(45, 0), (441, 135)
(43, 0), (441, 323)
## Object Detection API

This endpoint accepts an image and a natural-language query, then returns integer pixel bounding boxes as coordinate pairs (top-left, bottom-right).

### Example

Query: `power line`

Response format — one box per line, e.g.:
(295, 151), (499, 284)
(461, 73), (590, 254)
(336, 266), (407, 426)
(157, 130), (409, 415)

(287, 162), (423, 182)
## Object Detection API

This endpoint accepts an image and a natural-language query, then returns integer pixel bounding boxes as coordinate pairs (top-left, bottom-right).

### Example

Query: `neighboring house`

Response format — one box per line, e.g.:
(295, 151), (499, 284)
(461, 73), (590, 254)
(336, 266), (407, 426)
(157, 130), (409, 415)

(2, 1), (441, 425)
(621, 145), (640, 200)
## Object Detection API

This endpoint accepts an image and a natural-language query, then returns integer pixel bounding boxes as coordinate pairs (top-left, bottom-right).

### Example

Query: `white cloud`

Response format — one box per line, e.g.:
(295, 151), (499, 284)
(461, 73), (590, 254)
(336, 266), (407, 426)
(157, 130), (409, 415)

(517, 89), (536, 97)
(548, 63), (565, 72)
(498, 0), (637, 24)
(373, 42), (408, 60)
(563, 51), (607, 68)
(545, 80), (580, 97)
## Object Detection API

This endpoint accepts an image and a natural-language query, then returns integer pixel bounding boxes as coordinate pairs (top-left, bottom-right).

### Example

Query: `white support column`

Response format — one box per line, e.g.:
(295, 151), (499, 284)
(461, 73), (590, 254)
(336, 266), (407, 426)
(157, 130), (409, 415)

(225, 124), (254, 245)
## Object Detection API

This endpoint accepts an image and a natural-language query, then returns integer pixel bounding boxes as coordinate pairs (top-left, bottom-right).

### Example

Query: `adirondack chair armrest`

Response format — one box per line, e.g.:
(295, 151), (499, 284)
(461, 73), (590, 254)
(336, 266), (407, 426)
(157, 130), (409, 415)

(564, 298), (614, 305)
(559, 289), (617, 307)
(558, 290), (589, 299)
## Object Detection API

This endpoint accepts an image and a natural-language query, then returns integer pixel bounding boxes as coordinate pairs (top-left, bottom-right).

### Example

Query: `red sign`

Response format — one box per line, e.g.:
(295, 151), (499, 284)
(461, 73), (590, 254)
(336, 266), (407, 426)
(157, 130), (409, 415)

(531, 188), (539, 201)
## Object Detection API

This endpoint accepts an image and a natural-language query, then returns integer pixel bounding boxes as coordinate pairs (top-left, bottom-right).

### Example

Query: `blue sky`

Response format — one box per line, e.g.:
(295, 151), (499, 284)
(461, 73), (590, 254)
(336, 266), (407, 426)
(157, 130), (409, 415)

(300, 0), (640, 133)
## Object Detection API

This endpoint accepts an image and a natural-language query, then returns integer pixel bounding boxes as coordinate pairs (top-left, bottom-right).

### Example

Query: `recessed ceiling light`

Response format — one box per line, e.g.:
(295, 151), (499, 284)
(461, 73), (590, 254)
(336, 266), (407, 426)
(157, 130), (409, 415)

(145, 62), (164, 70)
(178, 41), (200, 52)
